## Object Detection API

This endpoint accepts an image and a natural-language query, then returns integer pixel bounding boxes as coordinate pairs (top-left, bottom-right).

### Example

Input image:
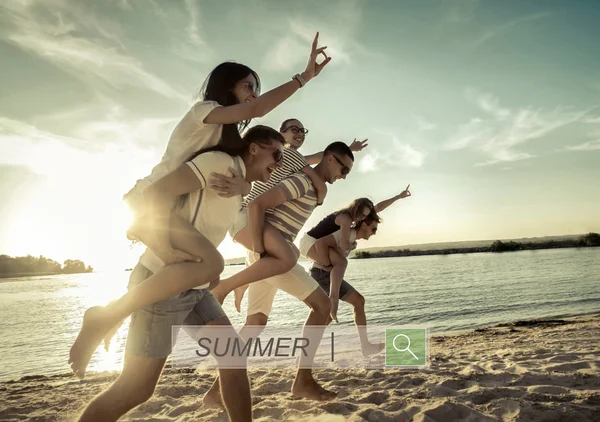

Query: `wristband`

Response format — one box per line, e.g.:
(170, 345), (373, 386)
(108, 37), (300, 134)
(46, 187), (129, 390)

(292, 73), (306, 87)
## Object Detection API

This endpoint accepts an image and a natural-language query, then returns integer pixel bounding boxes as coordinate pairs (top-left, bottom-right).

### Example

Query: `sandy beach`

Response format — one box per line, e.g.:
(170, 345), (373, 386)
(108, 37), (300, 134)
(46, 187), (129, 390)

(1, 314), (598, 422)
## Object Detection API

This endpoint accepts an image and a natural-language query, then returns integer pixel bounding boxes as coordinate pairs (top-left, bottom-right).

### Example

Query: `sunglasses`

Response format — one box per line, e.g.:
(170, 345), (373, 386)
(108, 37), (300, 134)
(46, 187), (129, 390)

(333, 155), (350, 175)
(243, 81), (259, 95)
(257, 143), (283, 163)
(283, 125), (309, 135)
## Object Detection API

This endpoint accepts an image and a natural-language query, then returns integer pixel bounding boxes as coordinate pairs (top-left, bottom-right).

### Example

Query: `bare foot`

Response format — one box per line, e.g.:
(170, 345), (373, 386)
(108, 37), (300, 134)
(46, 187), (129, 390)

(292, 376), (337, 401)
(362, 342), (385, 357)
(234, 285), (248, 313)
(69, 306), (119, 379)
(202, 385), (225, 410)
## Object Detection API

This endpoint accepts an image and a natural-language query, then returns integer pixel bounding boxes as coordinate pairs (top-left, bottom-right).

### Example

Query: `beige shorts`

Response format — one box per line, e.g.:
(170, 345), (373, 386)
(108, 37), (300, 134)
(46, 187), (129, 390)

(246, 250), (320, 317)
(228, 208), (248, 241)
(298, 234), (318, 258)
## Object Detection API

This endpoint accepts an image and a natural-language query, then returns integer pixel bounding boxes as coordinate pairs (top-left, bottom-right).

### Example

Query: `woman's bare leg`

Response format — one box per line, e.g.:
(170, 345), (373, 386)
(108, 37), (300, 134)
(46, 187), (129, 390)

(306, 235), (338, 267)
(69, 215), (224, 378)
(211, 223), (298, 306)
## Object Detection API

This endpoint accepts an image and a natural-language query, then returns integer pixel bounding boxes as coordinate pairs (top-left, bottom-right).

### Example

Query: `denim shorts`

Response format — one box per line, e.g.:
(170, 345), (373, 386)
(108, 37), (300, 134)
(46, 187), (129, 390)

(309, 267), (356, 300)
(125, 263), (226, 358)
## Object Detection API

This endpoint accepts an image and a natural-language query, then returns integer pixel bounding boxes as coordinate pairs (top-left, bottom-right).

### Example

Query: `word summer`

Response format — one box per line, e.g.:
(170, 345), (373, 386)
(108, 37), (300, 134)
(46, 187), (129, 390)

(196, 337), (310, 358)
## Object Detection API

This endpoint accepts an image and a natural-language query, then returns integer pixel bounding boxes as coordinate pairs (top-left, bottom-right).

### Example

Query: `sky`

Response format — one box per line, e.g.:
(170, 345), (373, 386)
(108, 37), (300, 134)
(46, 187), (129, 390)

(1, 0), (599, 271)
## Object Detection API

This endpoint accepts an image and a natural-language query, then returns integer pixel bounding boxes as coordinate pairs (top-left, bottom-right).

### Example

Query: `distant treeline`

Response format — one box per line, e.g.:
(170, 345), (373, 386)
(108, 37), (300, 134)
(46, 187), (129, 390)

(0, 255), (94, 278)
(353, 233), (600, 260)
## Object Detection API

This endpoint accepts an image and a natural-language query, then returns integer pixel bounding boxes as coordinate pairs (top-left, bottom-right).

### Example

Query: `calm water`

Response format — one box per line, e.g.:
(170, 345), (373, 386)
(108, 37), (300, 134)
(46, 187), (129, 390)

(0, 248), (599, 382)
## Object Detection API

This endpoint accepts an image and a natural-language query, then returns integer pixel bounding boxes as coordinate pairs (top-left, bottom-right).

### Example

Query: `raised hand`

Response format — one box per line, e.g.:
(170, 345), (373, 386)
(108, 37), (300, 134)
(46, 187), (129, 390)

(398, 184), (411, 199)
(349, 138), (369, 152)
(302, 32), (332, 82)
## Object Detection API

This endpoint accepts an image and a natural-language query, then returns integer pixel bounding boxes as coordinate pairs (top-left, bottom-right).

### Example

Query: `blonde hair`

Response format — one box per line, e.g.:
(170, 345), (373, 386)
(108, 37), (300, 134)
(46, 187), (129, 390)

(335, 197), (377, 222)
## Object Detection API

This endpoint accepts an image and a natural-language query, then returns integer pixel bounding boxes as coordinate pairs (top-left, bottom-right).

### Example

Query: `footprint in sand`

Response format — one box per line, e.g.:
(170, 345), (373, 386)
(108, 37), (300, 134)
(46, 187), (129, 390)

(354, 391), (389, 405)
(318, 401), (359, 415)
(418, 400), (498, 422)
(526, 385), (571, 395)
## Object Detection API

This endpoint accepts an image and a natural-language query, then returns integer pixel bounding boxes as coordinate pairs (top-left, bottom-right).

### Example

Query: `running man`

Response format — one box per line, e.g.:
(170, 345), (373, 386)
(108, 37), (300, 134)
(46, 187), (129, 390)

(76, 126), (286, 422)
(299, 186), (412, 355)
(204, 141), (356, 406)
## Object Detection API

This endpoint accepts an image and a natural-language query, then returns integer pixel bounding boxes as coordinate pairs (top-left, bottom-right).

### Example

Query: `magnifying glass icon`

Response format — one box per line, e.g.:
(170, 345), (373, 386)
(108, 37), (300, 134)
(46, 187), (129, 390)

(392, 333), (418, 360)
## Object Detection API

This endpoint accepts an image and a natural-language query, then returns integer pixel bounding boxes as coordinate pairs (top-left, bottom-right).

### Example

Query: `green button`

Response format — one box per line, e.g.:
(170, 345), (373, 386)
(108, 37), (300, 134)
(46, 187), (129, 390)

(385, 328), (428, 367)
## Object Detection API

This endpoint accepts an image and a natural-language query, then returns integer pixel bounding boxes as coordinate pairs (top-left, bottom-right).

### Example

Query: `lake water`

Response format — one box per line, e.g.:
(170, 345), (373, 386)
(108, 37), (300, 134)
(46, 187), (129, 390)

(0, 248), (599, 382)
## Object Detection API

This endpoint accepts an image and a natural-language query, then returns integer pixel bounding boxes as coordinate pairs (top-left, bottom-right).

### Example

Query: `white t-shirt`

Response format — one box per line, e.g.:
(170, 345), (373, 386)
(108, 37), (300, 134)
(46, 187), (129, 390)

(139, 151), (246, 288)
(126, 101), (223, 197)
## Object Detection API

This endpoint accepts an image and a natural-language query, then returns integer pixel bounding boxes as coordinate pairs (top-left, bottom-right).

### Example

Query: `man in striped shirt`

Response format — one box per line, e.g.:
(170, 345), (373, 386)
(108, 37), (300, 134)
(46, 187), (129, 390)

(204, 141), (355, 403)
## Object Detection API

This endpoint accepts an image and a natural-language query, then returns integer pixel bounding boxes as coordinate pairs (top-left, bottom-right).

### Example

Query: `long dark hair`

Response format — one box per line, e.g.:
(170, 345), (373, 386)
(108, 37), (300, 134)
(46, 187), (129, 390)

(198, 62), (261, 151)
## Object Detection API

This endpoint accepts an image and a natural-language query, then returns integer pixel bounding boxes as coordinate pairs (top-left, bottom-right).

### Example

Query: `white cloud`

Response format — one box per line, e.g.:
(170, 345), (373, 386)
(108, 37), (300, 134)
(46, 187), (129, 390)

(566, 140), (600, 151)
(472, 11), (551, 48)
(474, 150), (534, 167)
(413, 115), (437, 131)
(361, 130), (427, 171)
(582, 114), (600, 124)
(443, 88), (594, 166)
(172, 0), (214, 64)
(289, 21), (352, 65)
(358, 152), (381, 173)
(26, 98), (180, 152)
(444, 118), (489, 150)
(393, 138), (426, 168)
(261, 0), (366, 72)
(465, 89), (511, 120)
(0, 1), (188, 101)
(263, 36), (307, 72)
(0, 115), (161, 182)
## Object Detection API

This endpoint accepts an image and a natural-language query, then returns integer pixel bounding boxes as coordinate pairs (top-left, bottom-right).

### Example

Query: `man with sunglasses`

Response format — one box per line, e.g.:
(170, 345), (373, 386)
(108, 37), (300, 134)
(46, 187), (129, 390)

(209, 118), (367, 310)
(308, 214), (384, 356)
(203, 141), (357, 404)
(300, 186), (411, 356)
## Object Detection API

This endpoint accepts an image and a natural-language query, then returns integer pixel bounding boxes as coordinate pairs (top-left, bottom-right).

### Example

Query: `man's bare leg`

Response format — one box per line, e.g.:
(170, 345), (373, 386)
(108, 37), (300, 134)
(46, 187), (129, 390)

(206, 288), (337, 403)
(343, 291), (384, 356)
(203, 313), (268, 409)
(292, 288), (337, 401)
(190, 316), (251, 421)
(78, 354), (165, 422)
